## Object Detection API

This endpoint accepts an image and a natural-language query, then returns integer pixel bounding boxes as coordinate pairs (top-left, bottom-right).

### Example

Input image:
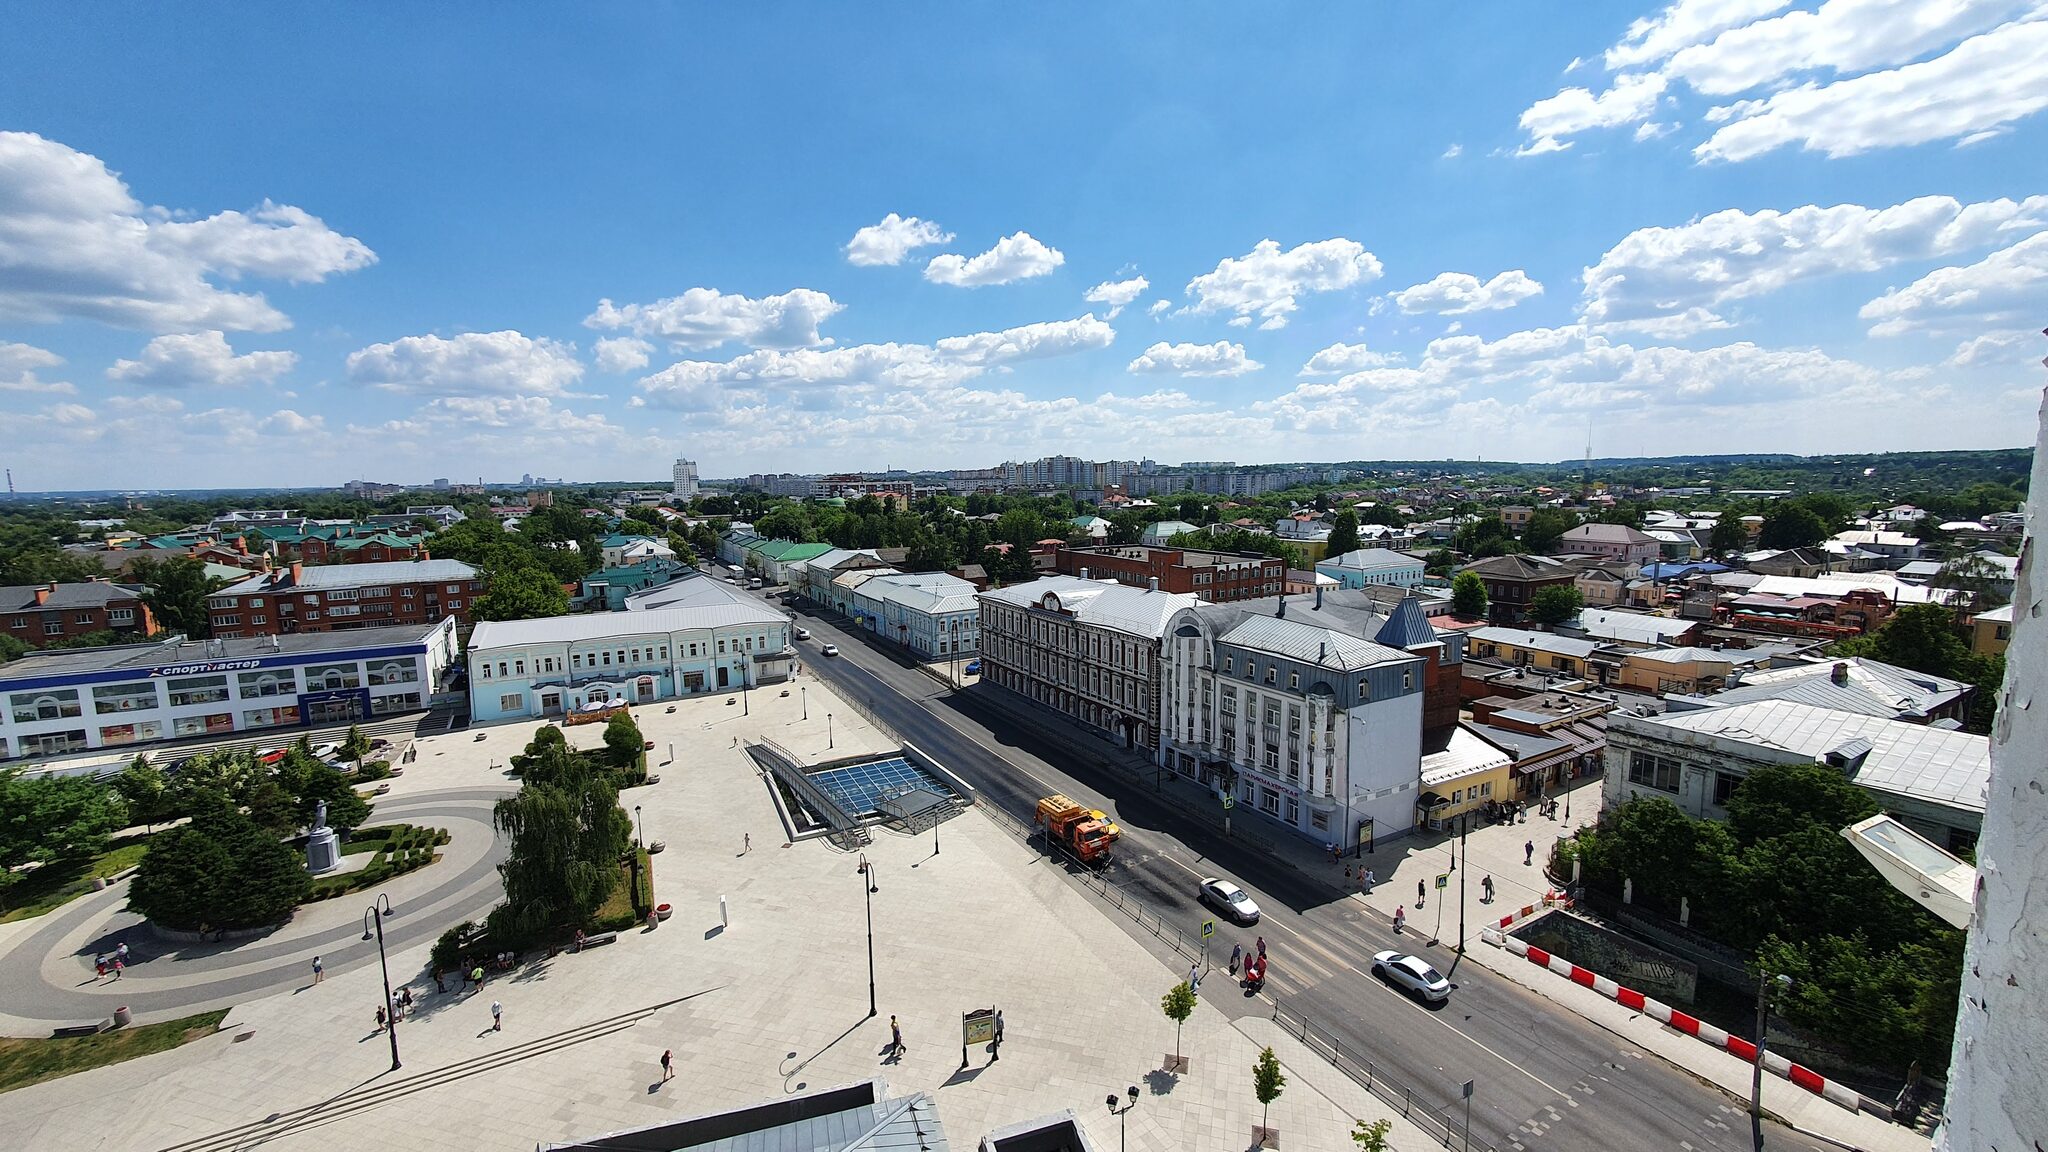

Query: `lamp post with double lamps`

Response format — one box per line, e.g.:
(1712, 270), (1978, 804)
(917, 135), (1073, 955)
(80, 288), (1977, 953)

(361, 895), (400, 1071)
(1106, 1085), (1140, 1152)
(857, 854), (879, 1018)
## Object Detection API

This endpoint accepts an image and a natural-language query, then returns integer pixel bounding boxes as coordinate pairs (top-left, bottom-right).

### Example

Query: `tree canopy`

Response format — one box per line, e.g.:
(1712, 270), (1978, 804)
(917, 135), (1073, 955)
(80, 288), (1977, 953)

(1450, 570), (1488, 618)
(475, 565), (571, 621)
(1529, 584), (1583, 626)
(128, 803), (311, 931)
(0, 770), (126, 887)
(1324, 510), (1360, 557)
(125, 554), (229, 639)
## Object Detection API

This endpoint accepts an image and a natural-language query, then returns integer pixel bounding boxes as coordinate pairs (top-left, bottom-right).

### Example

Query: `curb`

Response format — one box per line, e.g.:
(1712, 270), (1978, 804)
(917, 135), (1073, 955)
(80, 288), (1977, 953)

(1481, 925), (1871, 1114)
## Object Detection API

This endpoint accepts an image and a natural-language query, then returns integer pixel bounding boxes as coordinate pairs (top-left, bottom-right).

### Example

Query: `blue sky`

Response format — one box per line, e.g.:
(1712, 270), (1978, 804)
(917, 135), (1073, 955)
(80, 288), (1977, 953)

(3, 3), (2045, 489)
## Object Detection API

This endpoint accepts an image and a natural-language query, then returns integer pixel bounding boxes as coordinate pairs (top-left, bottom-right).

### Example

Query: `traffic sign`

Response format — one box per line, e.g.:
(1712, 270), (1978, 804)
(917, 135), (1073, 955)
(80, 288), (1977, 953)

(1435, 873), (1450, 890)
(1221, 794), (1235, 810)
(1201, 918), (1216, 939)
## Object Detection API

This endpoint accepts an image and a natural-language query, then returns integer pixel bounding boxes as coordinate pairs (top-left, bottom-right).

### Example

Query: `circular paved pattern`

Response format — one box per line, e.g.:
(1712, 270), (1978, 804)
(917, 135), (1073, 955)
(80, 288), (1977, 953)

(0, 787), (510, 1032)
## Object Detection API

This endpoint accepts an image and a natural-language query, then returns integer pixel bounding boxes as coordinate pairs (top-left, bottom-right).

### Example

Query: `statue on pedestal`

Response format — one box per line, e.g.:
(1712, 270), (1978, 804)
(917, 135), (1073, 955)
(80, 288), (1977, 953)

(305, 799), (341, 874)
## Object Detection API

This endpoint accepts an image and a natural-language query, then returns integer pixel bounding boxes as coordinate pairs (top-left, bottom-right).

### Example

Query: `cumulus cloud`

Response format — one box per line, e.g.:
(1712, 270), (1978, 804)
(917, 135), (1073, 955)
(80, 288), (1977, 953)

(106, 330), (297, 389)
(258, 409), (325, 436)
(346, 331), (586, 397)
(1300, 342), (1398, 375)
(1126, 340), (1261, 377)
(0, 132), (375, 332)
(1946, 329), (2039, 367)
(924, 232), (1066, 287)
(1147, 300), (1172, 318)
(1441, 143), (1463, 159)
(1581, 194), (2048, 332)
(1083, 276), (1150, 318)
(0, 341), (74, 394)
(1604, 0), (1793, 69)
(585, 287), (843, 351)
(639, 315), (1113, 410)
(1182, 238), (1382, 329)
(845, 213), (955, 266)
(1391, 270), (1545, 315)
(1516, 73), (1668, 155)
(1860, 231), (2048, 335)
(1665, 0), (2032, 97)
(1694, 18), (2048, 161)
(593, 336), (653, 373)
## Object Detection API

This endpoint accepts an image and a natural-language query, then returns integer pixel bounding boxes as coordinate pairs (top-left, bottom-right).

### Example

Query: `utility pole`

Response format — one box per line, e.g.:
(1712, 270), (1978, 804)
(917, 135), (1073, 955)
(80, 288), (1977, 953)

(1457, 817), (1469, 955)
(1751, 970), (1791, 1150)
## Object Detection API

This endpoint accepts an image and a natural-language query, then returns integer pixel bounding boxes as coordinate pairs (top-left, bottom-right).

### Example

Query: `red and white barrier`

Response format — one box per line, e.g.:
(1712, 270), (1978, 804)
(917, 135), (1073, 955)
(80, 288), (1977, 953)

(1490, 888), (1574, 932)
(1483, 927), (1867, 1113)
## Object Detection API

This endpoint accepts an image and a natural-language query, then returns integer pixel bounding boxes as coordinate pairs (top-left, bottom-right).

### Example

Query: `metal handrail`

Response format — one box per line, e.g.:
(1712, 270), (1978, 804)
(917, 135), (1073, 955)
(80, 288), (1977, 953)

(1269, 997), (1496, 1152)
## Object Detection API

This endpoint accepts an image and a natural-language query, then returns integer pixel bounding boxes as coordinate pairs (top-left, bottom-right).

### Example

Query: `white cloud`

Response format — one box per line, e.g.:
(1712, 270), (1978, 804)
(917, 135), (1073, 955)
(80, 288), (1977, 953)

(1860, 230), (2048, 335)
(924, 232), (1066, 287)
(1300, 342), (1398, 375)
(1126, 340), (1261, 377)
(1441, 143), (1463, 159)
(1147, 300), (1172, 318)
(1946, 329), (2039, 366)
(1634, 121), (1679, 141)
(593, 336), (653, 373)
(1665, 0), (2032, 97)
(346, 331), (586, 397)
(1582, 194), (2048, 331)
(1516, 73), (1668, 155)
(0, 341), (73, 394)
(640, 315), (1113, 410)
(1182, 238), (1382, 329)
(933, 314), (1116, 366)
(845, 213), (955, 266)
(1391, 270), (1545, 315)
(1083, 276), (1150, 318)
(0, 132), (374, 332)
(585, 287), (843, 351)
(258, 409), (326, 436)
(106, 330), (297, 389)
(1604, 0), (1793, 69)
(1695, 18), (2048, 161)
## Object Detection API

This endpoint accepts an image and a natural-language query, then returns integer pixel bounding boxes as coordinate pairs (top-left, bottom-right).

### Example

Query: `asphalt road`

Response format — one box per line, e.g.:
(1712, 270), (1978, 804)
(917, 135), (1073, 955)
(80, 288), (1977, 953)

(770, 586), (1834, 1152)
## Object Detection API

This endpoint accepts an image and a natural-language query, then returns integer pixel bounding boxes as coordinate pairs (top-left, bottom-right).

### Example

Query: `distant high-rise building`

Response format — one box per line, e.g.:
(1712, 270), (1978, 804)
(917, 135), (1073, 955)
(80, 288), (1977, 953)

(672, 457), (700, 501)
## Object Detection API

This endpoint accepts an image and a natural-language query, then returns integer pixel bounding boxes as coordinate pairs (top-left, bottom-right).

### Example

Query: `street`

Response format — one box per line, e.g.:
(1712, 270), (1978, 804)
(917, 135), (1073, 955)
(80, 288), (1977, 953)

(762, 579), (1836, 1152)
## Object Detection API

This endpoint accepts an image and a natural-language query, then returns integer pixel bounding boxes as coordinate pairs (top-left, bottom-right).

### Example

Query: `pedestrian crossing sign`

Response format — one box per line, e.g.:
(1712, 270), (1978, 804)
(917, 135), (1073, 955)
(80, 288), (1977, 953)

(1201, 918), (1215, 939)
(1221, 794), (1234, 810)
(1435, 873), (1449, 890)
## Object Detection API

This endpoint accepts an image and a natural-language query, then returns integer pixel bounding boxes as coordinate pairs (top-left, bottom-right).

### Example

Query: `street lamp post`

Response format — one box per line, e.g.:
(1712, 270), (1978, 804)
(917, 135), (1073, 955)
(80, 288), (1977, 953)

(802, 685), (808, 720)
(1106, 1086), (1140, 1152)
(361, 895), (400, 1072)
(634, 804), (644, 849)
(828, 713), (834, 749)
(858, 854), (878, 1018)
(1751, 971), (1793, 1151)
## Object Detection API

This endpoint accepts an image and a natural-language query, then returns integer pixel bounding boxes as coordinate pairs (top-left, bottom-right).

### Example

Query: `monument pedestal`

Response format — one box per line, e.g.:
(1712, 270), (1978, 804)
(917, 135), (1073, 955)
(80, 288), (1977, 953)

(306, 827), (341, 874)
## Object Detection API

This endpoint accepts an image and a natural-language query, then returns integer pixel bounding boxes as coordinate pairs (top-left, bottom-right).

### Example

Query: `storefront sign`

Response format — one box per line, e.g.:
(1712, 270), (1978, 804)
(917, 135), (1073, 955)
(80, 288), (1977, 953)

(150, 659), (265, 677)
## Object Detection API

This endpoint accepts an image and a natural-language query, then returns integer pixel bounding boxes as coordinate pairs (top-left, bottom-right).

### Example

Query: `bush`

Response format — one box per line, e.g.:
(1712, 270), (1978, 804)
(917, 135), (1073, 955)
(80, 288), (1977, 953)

(431, 921), (478, 973)
(355, 761), (393, 782)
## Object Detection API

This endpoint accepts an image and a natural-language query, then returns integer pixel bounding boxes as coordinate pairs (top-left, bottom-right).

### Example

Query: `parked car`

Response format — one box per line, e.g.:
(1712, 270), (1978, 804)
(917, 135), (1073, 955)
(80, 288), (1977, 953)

(1372, 950), (1451, 1003)
(1198, 877), (1261, 924)
(964, 659), (981, 675)
(822, 644), (840, 657)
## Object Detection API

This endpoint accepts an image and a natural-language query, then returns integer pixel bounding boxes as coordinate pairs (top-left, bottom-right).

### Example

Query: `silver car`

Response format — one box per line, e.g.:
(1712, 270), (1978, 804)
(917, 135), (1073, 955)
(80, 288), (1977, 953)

(1198, 877), (1261, 924)
(1372, 950), (1451, 1002)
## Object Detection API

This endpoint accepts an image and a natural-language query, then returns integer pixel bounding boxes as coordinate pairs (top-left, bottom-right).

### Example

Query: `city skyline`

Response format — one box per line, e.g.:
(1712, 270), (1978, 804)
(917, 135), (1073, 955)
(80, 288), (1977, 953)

(3, 5), (2046, 490)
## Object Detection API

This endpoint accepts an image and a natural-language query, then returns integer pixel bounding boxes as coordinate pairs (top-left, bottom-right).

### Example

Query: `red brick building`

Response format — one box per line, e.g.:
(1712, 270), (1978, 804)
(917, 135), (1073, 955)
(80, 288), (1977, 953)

(3, 581), (158, 647)
(207, 558), (483, 638)
(1056, 545), (1284, 603)
(295, 533), (424, 566)
(1458, 554), (1577, 625)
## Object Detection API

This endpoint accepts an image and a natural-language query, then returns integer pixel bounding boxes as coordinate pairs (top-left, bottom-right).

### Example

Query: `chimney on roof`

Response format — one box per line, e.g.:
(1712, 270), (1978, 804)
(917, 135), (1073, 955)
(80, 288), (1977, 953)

(1277, 593), (1286, 618)
(1147, 576), (1159, 593)
(1080, 567), (1090, 580)
(34, 585), (51, 605)
(1318, 640), (1326, 664)
(289, 560), (302, 584)
(1314, 585), (1323, 611)
(1831, 661), (1850, 685)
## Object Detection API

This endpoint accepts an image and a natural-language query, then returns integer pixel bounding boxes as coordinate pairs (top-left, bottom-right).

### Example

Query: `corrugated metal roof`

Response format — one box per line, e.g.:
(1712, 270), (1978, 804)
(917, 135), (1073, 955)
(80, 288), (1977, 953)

(1710, 657), (1969, 719)
(1219, 615), (1417, 670)
(1569, 608), (1696, 645)
(1422, 726), (1512, 786)
(470, 599), (786, 649)
(217, 558), (477, 595)
(1469, 627), (1603, 659)
(980, 575), (1199, 639)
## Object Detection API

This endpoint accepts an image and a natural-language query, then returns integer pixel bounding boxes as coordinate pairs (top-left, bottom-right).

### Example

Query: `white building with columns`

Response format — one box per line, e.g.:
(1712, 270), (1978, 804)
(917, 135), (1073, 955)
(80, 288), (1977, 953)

(1158, 594), (1446, 847)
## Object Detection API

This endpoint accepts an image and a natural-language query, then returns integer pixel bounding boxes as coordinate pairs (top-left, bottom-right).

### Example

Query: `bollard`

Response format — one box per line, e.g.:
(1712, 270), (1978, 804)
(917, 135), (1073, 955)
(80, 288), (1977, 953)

(720, 895), (728, 928)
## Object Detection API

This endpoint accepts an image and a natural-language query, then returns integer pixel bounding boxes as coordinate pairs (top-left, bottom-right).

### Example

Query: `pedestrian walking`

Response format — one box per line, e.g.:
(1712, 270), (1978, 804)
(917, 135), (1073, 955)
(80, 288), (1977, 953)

(995, 1009), (1004, 1044)
(1363, 869), (1376, 890)
(471, 964), (485, 990)
(1524, 840), (1535, 865)
(94, 952), (106, 978)
(660, 1049), (674, 1082)
(1256, 935), (1266, 959)
(1417, 878), (1426, 908)
(390, 992), (403, 1023)
(744, 832), (751, 854)
(1229, 942), (1243, 975)
(115, 941), (128, 963)
(1188, 961), (1201, 992)
(1394, 905), (1406, 933)
(312, 955), (324, 984)
(889, 1014), (906, 1055)
(434, 968), (446, 993)
(1481, 875), (1494, 903)
(490, 999), (502, 1032)
(400, 987), (415, 1014)
(375, 1004), (387, 1032)
(111, 956), (123, 979)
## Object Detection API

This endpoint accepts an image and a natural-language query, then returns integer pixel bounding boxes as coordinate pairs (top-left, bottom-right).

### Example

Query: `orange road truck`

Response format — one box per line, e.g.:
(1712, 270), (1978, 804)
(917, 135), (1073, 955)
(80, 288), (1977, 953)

(1035, 794), (1114, 865)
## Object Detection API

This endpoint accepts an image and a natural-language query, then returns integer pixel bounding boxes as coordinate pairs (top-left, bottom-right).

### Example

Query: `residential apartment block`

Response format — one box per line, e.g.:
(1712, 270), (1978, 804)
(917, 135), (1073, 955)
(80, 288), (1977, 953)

(207, 559), (483, 637)
(3, 581), (157, 648)
(1559, 523), (1661, 563)
(1055, 545), (1285, 603)
(1457, 554), (1576, 625)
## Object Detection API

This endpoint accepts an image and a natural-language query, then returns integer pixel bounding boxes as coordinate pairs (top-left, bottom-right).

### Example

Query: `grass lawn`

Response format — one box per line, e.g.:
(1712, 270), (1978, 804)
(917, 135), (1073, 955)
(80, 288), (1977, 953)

(592, 847), (653, 930)
(0, 1009), (227, 1095)
(0, 836), (153, 925)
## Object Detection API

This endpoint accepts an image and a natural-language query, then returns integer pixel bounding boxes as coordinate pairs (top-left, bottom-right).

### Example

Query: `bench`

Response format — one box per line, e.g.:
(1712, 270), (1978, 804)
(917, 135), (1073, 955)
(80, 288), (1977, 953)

(52, 1020), (110, 1038)
(577, 932), (619, 951)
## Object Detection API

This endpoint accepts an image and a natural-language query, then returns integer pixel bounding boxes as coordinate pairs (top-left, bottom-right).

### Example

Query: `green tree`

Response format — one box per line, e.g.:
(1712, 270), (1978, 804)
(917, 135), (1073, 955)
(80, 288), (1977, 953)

(294, 764), (371, 835)
(163, 750), (266, 817)
(126, 823), (231, 931)
(1324, 510), (1361, 557)
(1758, 504), (1829, 550)
(0, 770), (125, 875)
(1350, 1119), (1393, 1151)
(1523, 508), (1577, 554)
(602, 710), (645, 771)
(1723, 760), (1878, 846)
(489, 758), (632, 943)
(1161, 980), (1198, 1064)
(128, 805), (310, 931)
(339, 725), (372, 773)
(1450, 570), (1488, 618)
(665, 531), (698, 567)
(0, 633), (28, 663)
(1529, 584), (1583, 626)
(113, 756), (171, 831)
(1929, 553), (2011, 615)
(1708, 517), (1750, 556)
(126, 554), (229, 638)
(243, 779), (300, 838)
(1252, 1045), (1286, 1136)
(475, 565), (570, 621)
(1453, 516), (1514, 557)
(752, 505), (814, 543)
(615, 517), (661, 539)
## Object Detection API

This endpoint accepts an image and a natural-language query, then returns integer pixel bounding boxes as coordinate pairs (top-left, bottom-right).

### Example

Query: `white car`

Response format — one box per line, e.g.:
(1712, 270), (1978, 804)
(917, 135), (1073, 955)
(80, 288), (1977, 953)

(793, 627), (810, 640)
(821, 644), (840, 657)
(1198, 877), (1261, 924)
(1372, 950), (1452, 1003)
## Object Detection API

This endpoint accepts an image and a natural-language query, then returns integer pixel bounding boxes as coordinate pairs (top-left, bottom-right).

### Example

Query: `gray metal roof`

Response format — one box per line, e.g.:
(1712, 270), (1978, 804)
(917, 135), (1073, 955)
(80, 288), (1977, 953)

(1219, 614), (1417, 671)
(623, 572), (759, 612)
(979, 575), (1199, 639)
(469, 599), (786, 650)
(1566, 608), (1697, 645)
(217, 558), (477, 595)
(1374, 596), (1439, 651)
(1469, 627), (1604, 659)
(1321, 547), (1422, 572)
(1421, 725), (1512, 787)
(0, 620), (446, 683)
(0, 581), (147, 611)
(1707, 657), (1970, 720)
